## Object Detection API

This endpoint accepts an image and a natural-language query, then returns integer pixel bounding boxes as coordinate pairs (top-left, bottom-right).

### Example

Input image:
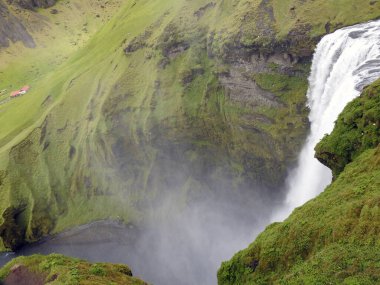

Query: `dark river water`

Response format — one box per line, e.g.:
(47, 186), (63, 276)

(0, 221), (139, 266)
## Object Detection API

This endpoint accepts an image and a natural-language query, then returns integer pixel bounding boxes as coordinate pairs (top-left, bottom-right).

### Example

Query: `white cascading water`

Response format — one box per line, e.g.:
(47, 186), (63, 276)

(273, 20), (380, 221)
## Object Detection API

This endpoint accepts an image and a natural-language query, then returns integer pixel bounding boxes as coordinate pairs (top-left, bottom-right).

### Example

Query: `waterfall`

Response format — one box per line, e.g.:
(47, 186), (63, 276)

(273, 20), (380, 221)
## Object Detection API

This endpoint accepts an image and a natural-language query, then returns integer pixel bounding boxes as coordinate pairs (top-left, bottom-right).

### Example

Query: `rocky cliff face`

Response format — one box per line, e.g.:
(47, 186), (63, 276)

(218, 79), (380, 285)
(0, 0), (57, 49)
(0, 1), (35, 48)
(13, 0), (56, 10)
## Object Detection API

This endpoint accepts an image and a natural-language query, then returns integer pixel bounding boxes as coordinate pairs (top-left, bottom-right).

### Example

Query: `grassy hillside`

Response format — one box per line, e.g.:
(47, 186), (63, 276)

(0, 254), (147, 284)
(218, 79), (380, 285)
(0, 0), (379, 251)
(212, 0), (380, 58)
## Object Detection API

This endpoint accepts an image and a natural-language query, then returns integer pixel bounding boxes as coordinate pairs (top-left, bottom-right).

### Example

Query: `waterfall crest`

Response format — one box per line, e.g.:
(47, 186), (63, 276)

(273, 20), (380, 221)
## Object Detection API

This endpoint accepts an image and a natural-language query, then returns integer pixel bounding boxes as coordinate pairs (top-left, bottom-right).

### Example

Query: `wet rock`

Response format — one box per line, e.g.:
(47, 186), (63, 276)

(325, 22), (331, 33)
(0, 207), (26, 250)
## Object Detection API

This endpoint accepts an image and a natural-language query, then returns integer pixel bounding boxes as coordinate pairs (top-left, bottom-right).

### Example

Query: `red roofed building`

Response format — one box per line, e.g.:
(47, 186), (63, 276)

(10, 91), (21, 97)
(20, 86), (30, 92)
(10, 85), (30, 98)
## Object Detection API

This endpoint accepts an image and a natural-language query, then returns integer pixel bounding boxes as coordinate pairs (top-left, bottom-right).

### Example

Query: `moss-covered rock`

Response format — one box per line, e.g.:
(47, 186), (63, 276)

(218, 80), (380, 284)
(0, 206), (26, 250)
(0, 254), (147, 285)
(315, 79), (380, 177)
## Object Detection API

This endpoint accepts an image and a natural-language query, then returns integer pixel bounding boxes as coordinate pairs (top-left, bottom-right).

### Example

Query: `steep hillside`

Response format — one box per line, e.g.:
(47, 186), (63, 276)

(0, 254), (147, 284)
(218, 79), (380, 285)
(0, 0), (379, 251)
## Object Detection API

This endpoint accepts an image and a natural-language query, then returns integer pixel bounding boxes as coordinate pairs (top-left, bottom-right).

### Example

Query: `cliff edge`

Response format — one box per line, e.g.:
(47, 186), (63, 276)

(218, 79), (380, 285)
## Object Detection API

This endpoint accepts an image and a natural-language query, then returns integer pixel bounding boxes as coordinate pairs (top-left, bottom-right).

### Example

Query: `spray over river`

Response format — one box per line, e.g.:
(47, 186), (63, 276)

(1, 20), (380, 285)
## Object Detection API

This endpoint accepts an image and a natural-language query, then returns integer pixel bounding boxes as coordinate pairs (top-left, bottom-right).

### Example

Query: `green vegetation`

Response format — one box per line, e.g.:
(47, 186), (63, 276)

(218, 80), (380, 285)
(271, 0), (380, 39)
(0, 254), (147, 284)
(315, 79), (380, 177)
(214, 0), (380, 57)
(0, 0), (379, 252)
(253, 71), (309, 160)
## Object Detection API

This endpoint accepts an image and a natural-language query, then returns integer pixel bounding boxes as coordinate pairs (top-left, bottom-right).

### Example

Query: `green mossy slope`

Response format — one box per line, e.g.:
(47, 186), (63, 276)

(218, 80), (380, 285)
(0, 254), (147, 284)
(315, 79), (380, 177)
(213, 0), (380, 58)
(0, 0), (379, 251)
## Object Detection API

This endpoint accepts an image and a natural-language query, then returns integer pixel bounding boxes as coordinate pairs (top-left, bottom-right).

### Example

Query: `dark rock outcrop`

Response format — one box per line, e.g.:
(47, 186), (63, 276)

(12, 0), (56, 10)
(0, 206), (26, 250)
(0, 0), (58, 48)
(0, 1), (35, 48)
(4, 264), (44, 285)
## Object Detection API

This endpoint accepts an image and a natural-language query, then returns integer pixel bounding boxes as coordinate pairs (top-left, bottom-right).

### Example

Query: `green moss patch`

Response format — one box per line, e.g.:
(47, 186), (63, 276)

(0, 254), (147, 285)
